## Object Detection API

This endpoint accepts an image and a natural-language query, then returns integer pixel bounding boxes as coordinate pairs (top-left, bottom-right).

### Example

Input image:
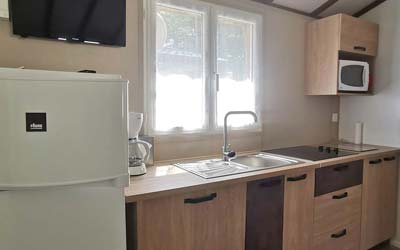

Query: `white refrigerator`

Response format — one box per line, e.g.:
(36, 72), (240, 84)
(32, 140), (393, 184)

(0, 68), (129, 250)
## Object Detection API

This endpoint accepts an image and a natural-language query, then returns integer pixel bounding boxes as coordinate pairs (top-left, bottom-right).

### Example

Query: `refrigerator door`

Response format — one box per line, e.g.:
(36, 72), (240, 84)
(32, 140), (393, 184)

(0, 183), (126, 250)
(0, 75), (129, 188)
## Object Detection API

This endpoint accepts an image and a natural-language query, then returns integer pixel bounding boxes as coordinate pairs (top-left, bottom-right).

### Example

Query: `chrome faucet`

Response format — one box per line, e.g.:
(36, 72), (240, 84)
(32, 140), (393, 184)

(223, 111), (258, 161)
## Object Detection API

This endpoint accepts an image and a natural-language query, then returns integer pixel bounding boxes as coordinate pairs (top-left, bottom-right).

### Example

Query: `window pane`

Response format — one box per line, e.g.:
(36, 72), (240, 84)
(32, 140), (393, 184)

(155, 4), (206, 132)
(216, 16), (256, 127)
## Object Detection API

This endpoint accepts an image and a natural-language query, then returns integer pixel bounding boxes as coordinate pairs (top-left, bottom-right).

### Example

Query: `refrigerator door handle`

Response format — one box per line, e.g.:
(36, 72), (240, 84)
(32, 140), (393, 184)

(0, 174), (130, 191)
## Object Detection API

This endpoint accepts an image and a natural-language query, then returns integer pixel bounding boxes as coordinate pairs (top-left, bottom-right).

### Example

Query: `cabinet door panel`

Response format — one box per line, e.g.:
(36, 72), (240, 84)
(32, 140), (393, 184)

(361, 156), (399, 250)
(340, 14), (379, 56)
(246, 176), (284, 250)
(361, 158), (383, 250)
(137, 184), (246, 250)
(185, 184), (246, 250)
(283, 170), (315, 250)
(380, 157), (398, 241)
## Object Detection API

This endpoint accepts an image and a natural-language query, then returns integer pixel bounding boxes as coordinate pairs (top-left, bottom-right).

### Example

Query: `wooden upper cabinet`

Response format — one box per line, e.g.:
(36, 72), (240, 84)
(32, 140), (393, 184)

(305, 14), (379, 96)
(136, 183), (246, 250)
(340, 14), (379, 56)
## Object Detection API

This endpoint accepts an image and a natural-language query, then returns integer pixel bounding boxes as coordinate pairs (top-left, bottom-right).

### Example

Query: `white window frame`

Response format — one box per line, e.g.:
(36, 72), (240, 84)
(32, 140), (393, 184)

(144, 0), (263, 136)
(0, 0), (9, 19)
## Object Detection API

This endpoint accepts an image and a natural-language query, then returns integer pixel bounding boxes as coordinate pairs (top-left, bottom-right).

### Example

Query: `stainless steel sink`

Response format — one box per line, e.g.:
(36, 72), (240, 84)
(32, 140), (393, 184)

(175, 153), (302, 179)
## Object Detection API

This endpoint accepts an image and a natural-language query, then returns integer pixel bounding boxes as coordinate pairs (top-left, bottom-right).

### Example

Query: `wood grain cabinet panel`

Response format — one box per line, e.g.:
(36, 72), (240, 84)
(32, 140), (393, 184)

(305, 14), (340, 95)
(340, 14), (379, 56)
(361, 156), (399, 250)
(305, 14), (379, 95)
(312, 221), (361, 250)
(314, 185), (361, 236)
(137, 184), (246, 250)
(283, 170), (315, 250)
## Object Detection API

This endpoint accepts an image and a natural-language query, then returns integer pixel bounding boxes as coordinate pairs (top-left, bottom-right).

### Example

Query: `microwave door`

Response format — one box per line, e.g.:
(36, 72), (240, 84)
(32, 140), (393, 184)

(339, 61), (369, 92)
(342, 65), (364, 87)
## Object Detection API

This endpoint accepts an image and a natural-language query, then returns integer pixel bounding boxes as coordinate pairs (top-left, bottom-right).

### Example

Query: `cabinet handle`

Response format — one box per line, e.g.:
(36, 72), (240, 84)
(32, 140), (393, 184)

(333, 165), (349, 172)
(384, 157), (396, 162)
(287, 174), (307, 182)
(369, 159), (382, 165)
(331, 229), (347, 239)
(332, 192), (348, 200)
(184, 193), (217, 204)
(354, 46), (367, 52)
(259, 179), (282, 188)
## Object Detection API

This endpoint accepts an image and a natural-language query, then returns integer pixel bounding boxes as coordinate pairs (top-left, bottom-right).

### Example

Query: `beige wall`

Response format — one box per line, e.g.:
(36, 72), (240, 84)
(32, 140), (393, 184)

(338, 0), (400, 246)
(0, 0), (142, 113)
(0, 0), (339, 161)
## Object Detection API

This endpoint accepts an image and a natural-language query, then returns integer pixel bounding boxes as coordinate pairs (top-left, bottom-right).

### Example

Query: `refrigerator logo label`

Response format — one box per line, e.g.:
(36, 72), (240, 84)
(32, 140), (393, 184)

(26, 113), (47, 132)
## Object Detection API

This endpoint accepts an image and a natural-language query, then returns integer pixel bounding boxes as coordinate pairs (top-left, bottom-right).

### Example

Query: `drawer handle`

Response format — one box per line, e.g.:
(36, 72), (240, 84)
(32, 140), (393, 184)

(354, 46), (366, 52)
(333, 165), (349, 172)
(331, 229), (347, 239)
(332, 192), (348, 200)
(287, 174), (307, 182)
(259, 179), (282, 188)
(369, 159), (382, 165)
(384, 157), (396, 162)
(184, 193), (217, 204)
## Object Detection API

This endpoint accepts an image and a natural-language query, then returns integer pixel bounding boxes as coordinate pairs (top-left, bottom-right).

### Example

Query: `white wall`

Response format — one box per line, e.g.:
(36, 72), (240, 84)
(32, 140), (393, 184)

(0, 0), (339, 161)
(338, 0), (400, 245)
(339, 0), (400, 146)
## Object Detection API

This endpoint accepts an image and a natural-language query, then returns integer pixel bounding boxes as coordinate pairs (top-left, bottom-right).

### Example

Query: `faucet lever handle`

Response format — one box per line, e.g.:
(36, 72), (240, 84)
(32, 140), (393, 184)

(227, 151), (236, 158)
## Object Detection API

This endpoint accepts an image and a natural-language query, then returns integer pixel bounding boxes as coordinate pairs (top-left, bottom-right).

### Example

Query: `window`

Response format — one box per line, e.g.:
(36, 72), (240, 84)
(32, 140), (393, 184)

(145, 0), (262, 134)
(0, 0), (9, 19)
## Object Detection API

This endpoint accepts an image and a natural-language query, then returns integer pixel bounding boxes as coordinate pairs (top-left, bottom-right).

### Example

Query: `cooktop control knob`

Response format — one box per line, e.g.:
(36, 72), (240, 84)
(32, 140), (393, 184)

(325, 147), (331, 153)
(318, 146), (324, 152)
(334, 148), (339, 154)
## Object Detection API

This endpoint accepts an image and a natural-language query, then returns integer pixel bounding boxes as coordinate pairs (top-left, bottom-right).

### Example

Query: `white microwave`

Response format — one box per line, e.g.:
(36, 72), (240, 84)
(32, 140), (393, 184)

(338, 60), (370, 92)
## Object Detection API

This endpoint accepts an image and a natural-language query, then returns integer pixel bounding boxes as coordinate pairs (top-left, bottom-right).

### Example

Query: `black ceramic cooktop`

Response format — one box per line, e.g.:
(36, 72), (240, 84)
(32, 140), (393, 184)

(263, 146), (358, 161)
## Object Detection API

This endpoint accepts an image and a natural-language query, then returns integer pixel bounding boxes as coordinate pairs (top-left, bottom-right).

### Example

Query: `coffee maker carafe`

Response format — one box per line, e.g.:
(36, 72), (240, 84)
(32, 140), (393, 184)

(129, 113), (152, 176)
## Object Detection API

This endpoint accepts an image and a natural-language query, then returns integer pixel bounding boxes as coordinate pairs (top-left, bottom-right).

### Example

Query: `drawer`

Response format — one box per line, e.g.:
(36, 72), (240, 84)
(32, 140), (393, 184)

(312, 221), (361, 250)
(314, 185), (362, 235)
(315, 160), (363, 197)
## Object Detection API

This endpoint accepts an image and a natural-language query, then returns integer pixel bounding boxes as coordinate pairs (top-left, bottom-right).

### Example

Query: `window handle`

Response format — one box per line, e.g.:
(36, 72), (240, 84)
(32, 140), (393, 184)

(215, 73), (220, 92)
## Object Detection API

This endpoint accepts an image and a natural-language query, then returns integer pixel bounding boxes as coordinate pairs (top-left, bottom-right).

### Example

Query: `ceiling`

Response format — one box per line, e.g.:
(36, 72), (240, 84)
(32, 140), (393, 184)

(253, 0), (387, 18)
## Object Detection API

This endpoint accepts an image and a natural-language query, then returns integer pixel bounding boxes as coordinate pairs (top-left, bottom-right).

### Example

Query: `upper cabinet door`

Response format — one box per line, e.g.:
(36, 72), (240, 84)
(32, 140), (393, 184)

(0, 0), (8, 19)
(340, 14), (379, 56)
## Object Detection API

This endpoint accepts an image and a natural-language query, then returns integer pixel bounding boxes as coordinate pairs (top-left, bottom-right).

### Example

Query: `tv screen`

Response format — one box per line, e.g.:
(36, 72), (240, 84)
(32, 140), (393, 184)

(10, 0), (126, 46)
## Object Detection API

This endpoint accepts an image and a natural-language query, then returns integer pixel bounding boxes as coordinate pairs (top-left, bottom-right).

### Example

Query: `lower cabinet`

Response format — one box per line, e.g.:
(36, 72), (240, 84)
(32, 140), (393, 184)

(283, 170), (315, 250)
(361, 155), (398, 250)
(128, 153), (399, 250)
(312, 185), (362, 250)
(246, 170), (314, 250)
(313, 160), (363, 250)
(246, 176), (284, 250)
(136, 183), (246, 250)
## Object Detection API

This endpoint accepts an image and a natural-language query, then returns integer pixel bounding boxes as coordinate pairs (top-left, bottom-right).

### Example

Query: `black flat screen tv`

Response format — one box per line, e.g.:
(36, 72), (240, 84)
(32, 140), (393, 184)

(10, 0), (126, 46)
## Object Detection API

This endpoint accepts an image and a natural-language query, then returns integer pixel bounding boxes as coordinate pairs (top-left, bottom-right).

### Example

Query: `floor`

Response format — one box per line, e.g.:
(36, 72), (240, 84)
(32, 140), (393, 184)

(372, 243), (400, 250)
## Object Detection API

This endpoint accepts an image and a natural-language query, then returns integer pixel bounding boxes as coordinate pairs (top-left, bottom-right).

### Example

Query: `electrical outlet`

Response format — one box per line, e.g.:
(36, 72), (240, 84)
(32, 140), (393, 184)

(332, 113), (339, 123)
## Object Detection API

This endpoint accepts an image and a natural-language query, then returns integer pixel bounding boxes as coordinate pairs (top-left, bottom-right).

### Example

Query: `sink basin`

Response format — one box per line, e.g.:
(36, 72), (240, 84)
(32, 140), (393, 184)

(175, 153), (302, 179)
(232, 154), (300, 169)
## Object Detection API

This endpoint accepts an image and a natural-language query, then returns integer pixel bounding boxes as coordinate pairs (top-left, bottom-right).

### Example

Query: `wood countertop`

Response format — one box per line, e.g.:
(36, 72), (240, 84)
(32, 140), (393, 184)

(125, 145), (400, 203)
